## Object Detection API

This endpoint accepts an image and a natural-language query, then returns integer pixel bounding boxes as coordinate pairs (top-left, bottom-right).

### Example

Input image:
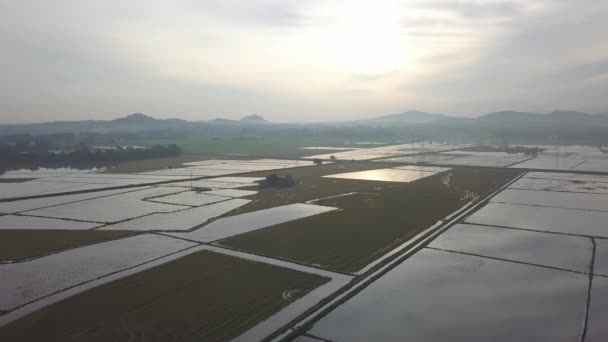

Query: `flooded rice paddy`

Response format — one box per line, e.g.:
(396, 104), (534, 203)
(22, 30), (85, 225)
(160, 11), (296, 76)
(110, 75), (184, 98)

(168, 203), (337, 243)
(0, 187), (139, 214)
(0, 234), (197, 311)
(465, 202), (608, 237)
(588, 276), (608, 341)
(223, 167), (520, 273)
(490, 188), (608, 211)
(23, 187), (187, 223)
(0, 250), (331, 342)
(0, 215), (101, 230)
(202, 189), (258, 197)
(393, 165), (452, 172)
(306, 248), (588, 342)
(3, 149), (608, 341)
(430, 223), (592, 272)
(434, 153), (531, 167)
(377, 154), (459, 163)
(572, 159), (608, 172)
(146, 191), (230, 207)
(0, 181), (105, 200)
(0, 167), (104, 179)
(509, 177), (608, 194)
(304, 142), (471, 161)
(291, 160), (607, 341)
(525, 171), (608, 183)
(592, 239), (608, 277)
(100, 198), (251, 231)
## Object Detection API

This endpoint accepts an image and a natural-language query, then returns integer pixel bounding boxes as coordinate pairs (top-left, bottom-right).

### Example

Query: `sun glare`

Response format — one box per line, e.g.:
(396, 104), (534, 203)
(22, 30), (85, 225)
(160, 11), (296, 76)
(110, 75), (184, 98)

(324, 4), (405, 74)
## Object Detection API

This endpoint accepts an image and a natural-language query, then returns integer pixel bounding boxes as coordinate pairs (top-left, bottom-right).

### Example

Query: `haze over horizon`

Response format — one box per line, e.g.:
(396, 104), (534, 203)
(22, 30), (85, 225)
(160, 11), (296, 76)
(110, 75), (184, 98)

(1, 0), (607, 123)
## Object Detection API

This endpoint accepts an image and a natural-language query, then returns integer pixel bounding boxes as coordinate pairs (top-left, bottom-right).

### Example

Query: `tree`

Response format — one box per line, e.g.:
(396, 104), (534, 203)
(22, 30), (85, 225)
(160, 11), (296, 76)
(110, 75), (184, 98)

(33, 136), (53, 152)
(330, 155), (337, 161)
(167, 144), (183, 155)
(266, 173), (279, 183)
(262, 173), (297, 188)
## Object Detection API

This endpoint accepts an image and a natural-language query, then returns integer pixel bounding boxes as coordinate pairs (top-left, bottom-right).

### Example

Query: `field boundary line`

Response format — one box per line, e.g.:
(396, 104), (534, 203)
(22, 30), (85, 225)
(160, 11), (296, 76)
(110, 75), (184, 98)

(580, 237), (596, 342)
(425, 246), (589, 275)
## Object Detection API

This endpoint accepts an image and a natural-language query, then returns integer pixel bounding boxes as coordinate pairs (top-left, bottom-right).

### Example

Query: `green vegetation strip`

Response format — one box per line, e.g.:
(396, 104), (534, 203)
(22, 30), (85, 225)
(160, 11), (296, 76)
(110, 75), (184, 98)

(129, 137), (375, 157)
(0, 178), (32, 183)
(0, 230), (134, 262)
(0, 250), (329, 342)
(104, 153), (225, 173)
(223, 167), (522, 273)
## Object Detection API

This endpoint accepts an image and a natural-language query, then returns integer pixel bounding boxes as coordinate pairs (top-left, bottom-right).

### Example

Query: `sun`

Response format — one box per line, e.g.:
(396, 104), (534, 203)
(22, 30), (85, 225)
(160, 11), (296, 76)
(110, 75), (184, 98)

(324, 4), (405, 74)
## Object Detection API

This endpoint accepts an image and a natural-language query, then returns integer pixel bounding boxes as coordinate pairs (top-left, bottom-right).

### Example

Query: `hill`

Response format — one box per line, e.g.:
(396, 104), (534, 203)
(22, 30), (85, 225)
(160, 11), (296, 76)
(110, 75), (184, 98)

(547, 110), (597, 120)
(1, 109), (608, 145)
(111, 113), (156, 123)
(240, 115), (269, 124)
(371, 110), (446, 123)
(478, 111), (545, 122)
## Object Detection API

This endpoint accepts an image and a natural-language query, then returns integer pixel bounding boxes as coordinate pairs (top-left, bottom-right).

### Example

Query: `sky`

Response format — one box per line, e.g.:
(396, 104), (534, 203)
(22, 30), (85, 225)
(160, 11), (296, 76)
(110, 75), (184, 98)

(1, 0), (607, 123)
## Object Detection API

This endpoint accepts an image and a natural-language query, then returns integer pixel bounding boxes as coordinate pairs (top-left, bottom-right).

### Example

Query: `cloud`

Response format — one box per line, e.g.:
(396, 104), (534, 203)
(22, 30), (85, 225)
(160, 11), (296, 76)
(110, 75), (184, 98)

(0, 0), (606, 122)
(177, 0), (314, 27)
(420, 0), (525, 19)
(404, 1), (608, 115)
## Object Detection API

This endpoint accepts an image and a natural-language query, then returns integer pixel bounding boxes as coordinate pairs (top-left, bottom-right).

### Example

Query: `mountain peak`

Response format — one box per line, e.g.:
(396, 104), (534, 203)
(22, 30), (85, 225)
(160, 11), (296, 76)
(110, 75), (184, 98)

(113, 113), (156, 123)
(240, 115), (269, 123)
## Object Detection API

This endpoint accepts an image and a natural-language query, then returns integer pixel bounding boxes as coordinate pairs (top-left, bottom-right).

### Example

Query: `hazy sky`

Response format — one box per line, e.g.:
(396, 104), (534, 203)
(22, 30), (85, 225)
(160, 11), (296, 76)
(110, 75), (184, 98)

(1, 0), (607, 123)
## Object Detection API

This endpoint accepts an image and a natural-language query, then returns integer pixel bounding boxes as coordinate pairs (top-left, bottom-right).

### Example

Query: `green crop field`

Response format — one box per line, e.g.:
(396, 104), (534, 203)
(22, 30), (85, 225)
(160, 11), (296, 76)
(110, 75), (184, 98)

(0, 178), (32, 183)
(228, 161), (405, 216)
(0, 230), (135, 262)
(129, 136), (388, 158)
(222, 167), (522, 273)
(0, 250), (329, 342)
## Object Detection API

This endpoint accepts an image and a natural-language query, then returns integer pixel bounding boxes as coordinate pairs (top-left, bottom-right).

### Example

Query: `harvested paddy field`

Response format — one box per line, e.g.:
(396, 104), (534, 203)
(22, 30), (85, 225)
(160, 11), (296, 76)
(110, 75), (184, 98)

(223, 167), (521, 273)
(0, 250), (328, 342)
(0, 230), (134, 262)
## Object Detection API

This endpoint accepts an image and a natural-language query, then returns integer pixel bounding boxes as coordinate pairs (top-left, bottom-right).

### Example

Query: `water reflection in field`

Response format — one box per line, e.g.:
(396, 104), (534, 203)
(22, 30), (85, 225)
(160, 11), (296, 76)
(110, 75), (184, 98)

(307, 248), (587, 342)
(323, 168), (442, 183)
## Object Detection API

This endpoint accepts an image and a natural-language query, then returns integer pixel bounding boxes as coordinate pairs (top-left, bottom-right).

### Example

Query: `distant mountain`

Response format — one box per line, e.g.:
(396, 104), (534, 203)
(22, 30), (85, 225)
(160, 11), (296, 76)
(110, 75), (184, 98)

(0, 112), (283, 137)
(210, 118), (238, 124)
(372, 110), (446, 123)
(240, 115), (269, 124)
(1, 109), (608, 141)
(111, 113), (156, 123)
(209, 115), (269, 124)
(0, 113), (192, 136)
(478, 111), (545, 121)
(478, 110), (608, 123)
(547, 110), (596, 120)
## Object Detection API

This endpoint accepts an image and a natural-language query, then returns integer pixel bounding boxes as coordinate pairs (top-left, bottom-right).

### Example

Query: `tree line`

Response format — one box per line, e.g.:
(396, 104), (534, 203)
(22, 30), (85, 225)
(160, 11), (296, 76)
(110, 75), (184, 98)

(0, 141), (183, 163)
